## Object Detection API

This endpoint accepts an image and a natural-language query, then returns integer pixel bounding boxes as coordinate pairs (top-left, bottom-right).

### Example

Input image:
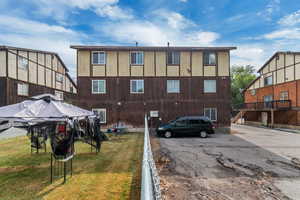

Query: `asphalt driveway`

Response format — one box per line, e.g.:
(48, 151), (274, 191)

(156, 124), (300, 200)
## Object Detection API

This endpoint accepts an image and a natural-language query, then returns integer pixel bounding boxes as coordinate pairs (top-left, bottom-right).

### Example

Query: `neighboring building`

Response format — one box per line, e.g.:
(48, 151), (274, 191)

(71, 45), (236, 129)
(0, 46), (77, 106)
(241, 51), (300, 127)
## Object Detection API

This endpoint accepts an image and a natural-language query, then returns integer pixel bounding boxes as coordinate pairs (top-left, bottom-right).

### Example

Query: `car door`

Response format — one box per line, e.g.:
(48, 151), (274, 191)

(189, 119), (201, 135)
(173, 119), (189, 135)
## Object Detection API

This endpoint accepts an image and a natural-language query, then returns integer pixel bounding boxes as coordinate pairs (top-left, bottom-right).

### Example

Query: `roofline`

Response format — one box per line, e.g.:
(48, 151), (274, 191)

(66, 73), (77, 88)
(257, 51), (300, 73)
(70, 45), (237, 51)
(242, 76), (260, 93)
(0, 45), (69, 72)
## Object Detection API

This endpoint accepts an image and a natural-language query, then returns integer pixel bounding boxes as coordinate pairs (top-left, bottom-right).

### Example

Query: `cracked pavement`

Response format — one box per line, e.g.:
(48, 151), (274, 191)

(154, 124), (300, 200)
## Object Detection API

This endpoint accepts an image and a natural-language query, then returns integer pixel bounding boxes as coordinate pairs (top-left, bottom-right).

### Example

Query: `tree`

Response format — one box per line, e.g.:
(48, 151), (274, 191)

(231, 65), (257, 106)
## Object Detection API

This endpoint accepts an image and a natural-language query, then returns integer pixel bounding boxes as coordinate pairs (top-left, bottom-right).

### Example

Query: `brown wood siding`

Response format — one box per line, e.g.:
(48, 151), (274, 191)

(0, 77), (7, 106)
(3, 77), (77, 106)
(77, 76), (231, 128)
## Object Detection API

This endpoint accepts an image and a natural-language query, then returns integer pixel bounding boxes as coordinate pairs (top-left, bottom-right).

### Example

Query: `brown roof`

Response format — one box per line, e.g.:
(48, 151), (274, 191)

(70, 45), (237, 51)
(0, 45), (69, 72)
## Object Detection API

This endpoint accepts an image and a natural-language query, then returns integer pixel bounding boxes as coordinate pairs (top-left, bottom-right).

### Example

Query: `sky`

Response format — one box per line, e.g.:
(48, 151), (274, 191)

(0, 0), (300, 79)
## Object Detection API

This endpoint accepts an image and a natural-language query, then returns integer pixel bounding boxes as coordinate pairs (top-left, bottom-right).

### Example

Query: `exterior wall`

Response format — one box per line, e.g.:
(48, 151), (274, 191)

(5, 77), (77, 106)
(0, 77), (7, 106)
(77, 50), (230, 78)
(0, 50), (7, 77)
(77, 76), (231, 128)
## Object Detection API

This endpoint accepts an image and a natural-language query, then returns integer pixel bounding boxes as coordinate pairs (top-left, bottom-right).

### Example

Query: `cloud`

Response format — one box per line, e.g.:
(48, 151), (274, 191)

(264, 28), (300, 40)
(0, 15), (84, 78)
(278, 9), (300, 26)
(257, 0), (280, 21)
(231, 46), (265, 68)
(31, 0), (133, 23)
(153, 10), (195, 30)
(179, 0), (188, 2)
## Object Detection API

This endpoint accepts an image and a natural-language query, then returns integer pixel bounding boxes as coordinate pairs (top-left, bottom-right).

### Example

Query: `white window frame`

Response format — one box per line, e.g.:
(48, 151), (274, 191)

(18, 56), (28, 70)
(204, 80), (216, 93)
(56, 73), (63, 83)
(130, 51), (144, 65)
(204, 107), (217, 121)
(204, 52), (216, 65)
(280, 91), (289, 101)
(55, 90), (64, 100)
(92, 108), (107, 123)
(167, 80), (180, 93)
(167, 51), (180, 65)
(130, 79), (144, 94)
(264, 76), (273, 86)
(92, 80), (106, 94)
(92, 51), (106, 65)
(17, 83), (29, 96)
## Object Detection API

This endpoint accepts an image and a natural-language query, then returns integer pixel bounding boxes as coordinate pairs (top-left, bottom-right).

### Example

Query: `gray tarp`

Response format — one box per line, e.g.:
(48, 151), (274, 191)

(0, 94), (94, 122)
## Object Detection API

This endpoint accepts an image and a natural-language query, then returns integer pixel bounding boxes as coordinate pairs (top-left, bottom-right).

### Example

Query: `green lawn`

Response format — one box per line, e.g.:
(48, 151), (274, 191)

(0, 133), (143, 200)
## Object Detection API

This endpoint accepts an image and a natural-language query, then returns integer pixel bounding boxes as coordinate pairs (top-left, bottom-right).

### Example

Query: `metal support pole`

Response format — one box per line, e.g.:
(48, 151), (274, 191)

(63, 161), (66, 184)
(71, 158), (73, 177)
(50, 154), (53, 183)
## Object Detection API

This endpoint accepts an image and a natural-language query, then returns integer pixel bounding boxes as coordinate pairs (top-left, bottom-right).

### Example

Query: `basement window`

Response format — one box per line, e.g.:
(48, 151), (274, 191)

(204, 108), (217, 121)
(17, 83), (28, 96)
(55, 91), (64, 100)
(92, 108), (106, 123)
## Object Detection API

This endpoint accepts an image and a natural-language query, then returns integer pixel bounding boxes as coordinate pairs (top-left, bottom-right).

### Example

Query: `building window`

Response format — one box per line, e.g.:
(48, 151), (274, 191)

(280, 91), (289, 100)
(167, 51), (180, 65)
(17, 83), (28, 96)
(70, 86), (74, 93)
(204, 52), (216, 65)
(264, 76), (273, 86)
(250, 89), (256, 96)
(56, 73), (63, 83)
(130, 51), (144, 65)
(92, 108), (106, 123)
(204, 80), (216, 93)
(92, 51), (106, 65)
(130, 80), (144, 93)
(92, 80), (106, 94)
(167, 80), (180, 93)
(204, 108), (217, 121)
(18, 57), (28, 70)
(55, 90), (64, 100)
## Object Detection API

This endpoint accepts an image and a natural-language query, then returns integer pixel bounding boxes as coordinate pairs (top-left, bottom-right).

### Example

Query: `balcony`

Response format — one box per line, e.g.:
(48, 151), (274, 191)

(234, 100), (291, 111)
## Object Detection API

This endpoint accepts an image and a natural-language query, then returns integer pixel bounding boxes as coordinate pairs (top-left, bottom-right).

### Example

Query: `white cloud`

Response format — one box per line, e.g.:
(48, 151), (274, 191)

(0, 15), (83, 78)
(264, 28), (300, 40)
(100, 19), (219, 46)
(179, 0), (188, 2)
(278, 10), (300, 26)
(231, 46), (265, 68)
(154, 10), (195, 30)
(257, 0), (280, 21)
(32, 0), (132, 23)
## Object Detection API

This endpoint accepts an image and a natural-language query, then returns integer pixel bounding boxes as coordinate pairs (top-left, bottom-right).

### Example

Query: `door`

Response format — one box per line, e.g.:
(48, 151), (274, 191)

(173, 119), (190, 135)
(189, 119), (202, 135)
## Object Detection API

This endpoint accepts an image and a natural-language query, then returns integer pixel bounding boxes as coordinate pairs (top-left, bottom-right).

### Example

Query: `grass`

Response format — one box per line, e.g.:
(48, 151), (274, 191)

(0, 133), (143, 200)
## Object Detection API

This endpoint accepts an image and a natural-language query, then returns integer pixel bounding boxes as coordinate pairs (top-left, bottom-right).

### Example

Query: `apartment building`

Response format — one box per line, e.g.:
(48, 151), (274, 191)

(242, 51), (300, 127)
(71, 45), (236, 129)
(0, 46), (77, 106)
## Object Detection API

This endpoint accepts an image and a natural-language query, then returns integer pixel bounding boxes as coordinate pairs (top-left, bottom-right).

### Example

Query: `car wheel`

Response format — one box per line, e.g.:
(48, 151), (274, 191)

(200, 131), (207, 138)
(164, 131), (172, 138)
